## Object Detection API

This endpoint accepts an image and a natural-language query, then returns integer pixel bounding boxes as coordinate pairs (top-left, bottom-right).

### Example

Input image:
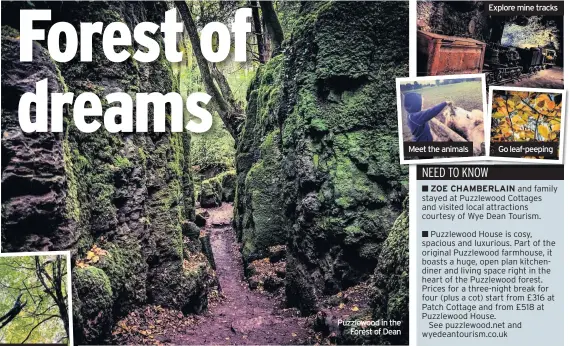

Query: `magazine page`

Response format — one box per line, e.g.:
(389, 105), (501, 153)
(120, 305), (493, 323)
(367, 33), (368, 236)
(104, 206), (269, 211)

(0, 1), (565, 346)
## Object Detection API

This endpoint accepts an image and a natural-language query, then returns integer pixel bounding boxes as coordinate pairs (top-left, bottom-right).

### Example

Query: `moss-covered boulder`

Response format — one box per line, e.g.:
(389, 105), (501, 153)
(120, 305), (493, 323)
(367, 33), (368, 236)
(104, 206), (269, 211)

(241, 130), (287, 261)
(218, 170), (237, 202)
(370, 199), (409, 345)
(96, 242), (147, 316)
(73, 267), (113, 343)
(200, 177), (223, 208)
(235, 55), (287, 260)
(199, 170), (236, 207)
(236, 1), (409, 314)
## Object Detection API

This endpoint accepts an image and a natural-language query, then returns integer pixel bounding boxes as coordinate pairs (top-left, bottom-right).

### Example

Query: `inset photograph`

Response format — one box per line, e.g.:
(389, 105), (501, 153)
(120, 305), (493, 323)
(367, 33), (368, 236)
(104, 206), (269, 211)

(0, 252), (72, 344)
(488, 87), (565, 162)
(417, 1), (563, 88)
(397, 74), (487, 164)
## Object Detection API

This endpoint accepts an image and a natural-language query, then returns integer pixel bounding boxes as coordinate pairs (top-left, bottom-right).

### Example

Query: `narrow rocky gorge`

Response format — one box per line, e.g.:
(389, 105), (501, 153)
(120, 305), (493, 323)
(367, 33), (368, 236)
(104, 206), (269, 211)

(1, 1), (410, 344)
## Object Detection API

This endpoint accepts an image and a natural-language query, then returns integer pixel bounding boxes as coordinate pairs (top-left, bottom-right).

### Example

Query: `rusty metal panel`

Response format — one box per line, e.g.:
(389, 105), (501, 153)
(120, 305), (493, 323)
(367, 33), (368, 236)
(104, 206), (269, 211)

(417, 31), (486, 76)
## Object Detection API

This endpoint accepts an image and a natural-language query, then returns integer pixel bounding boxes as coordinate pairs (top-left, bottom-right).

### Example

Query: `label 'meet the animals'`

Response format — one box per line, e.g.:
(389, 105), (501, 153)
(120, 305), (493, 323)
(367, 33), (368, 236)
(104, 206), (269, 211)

(404, 142), (474, 157)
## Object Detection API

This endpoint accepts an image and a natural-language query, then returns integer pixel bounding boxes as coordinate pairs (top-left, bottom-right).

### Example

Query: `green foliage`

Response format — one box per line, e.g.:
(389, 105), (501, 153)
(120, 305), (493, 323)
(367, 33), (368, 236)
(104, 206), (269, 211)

(191, 114), (236, 173)
(177, 36), (244, 175)
(0, 256), (68, 344)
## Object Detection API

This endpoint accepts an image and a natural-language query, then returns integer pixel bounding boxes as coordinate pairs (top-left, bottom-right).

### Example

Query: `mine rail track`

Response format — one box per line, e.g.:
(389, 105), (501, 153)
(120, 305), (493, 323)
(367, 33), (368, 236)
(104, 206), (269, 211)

(487, 72), (535, 87)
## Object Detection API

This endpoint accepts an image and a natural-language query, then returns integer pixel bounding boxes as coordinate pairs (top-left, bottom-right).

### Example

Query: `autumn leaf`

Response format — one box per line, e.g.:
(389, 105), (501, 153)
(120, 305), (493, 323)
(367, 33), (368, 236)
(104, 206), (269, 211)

(492, 91), (561, 146)
(538, 124), (550, 139)
(351, 306), (359, 312)
(511, 115), (525, 126)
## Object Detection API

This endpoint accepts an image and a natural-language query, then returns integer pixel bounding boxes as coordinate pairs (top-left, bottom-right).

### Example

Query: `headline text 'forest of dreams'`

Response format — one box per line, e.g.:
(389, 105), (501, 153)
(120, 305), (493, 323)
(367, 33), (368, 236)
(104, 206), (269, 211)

(17, 8), (252, 133)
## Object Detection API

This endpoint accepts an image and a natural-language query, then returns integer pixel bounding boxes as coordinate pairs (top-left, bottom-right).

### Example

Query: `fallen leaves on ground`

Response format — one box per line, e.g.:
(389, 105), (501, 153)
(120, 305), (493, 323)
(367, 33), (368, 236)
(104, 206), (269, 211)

(112, 305), (198, 345)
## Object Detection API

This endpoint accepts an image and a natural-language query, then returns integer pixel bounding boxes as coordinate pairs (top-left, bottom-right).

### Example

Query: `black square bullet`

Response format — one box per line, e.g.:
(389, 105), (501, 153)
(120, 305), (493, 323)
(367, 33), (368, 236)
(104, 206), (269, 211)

(422, 185), (429, 192)
(422, 231), (429, 238)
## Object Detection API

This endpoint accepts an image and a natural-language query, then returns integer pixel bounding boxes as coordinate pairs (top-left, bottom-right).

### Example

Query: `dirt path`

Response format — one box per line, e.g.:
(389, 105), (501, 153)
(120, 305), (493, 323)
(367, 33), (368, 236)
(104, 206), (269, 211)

(172, 203), (312, 345)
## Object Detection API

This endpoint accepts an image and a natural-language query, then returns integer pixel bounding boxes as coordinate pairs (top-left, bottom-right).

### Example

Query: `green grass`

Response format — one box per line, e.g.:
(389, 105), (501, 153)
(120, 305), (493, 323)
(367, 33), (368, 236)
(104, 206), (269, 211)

(403, 81), (484, 111)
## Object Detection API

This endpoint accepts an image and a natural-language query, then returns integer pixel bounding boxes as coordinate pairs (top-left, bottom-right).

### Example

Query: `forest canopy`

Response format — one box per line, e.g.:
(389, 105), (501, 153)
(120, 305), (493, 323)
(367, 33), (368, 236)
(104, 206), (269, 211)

(0, 255), (69, 344)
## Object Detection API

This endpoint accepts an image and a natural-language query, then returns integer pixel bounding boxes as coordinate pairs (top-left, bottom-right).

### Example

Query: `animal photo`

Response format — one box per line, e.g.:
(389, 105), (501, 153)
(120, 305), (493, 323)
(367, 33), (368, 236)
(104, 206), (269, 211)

(399, 75), (487, 159)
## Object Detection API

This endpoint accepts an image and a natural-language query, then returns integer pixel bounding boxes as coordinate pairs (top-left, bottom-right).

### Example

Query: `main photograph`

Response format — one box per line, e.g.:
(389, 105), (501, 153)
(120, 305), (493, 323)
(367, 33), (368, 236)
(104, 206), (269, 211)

(1, 1), (409, 344)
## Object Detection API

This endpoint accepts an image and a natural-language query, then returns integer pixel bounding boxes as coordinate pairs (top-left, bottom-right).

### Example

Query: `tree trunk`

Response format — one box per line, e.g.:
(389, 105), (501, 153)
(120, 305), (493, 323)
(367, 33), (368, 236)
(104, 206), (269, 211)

(250, 0), (266, 63)
(211, 63), (237, 105)
(174, 1), (243, 140)
(259, 1), (284, 56)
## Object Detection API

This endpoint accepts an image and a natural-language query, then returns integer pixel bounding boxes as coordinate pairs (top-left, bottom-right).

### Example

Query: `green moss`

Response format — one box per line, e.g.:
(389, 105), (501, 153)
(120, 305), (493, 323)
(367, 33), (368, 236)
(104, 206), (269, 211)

(330, 154), (386, 209)
(112, 155), (132, 169)
(199, 177), (222, 207)
(371, 199), (409, 344)
(97, 243), (146, 314)
(345, 225), (361, 234)
(1, 25), (19, 39)
(241, 130), (286, 260)
(309, 118), (328, 132)
(74, 266), (113, 343)
(138, 148), (147, 165)
(63, 139), (80, 222)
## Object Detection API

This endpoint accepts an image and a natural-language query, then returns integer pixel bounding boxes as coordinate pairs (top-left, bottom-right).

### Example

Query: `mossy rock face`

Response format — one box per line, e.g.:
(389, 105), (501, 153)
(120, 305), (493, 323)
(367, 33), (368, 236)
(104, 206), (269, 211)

(370, 199), (409, 345)
(241, 130), (287, 262)
(200, 177), (223, 208)
(73, 267), (114, 344)
(236, 1), (409, 314)
(97, 242), (147, 316)
(218, 170), (236, 202)
(234, 56), (285, 242)
(199, 170), (236, 207)
(1, 24), (76, 252)
(1, 2), (207, 343)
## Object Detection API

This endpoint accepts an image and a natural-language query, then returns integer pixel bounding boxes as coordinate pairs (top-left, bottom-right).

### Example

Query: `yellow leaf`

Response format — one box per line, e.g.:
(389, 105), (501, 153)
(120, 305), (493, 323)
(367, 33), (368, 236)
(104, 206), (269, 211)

(551, 123), (560, 132)
(538, 124), (550, 139)
(292, 333), (297, 337)
(351, 306), (359, 312)
(511, 115), (525, 126)
(86, 251), (95, 260)
(339, 303), (345, 309)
